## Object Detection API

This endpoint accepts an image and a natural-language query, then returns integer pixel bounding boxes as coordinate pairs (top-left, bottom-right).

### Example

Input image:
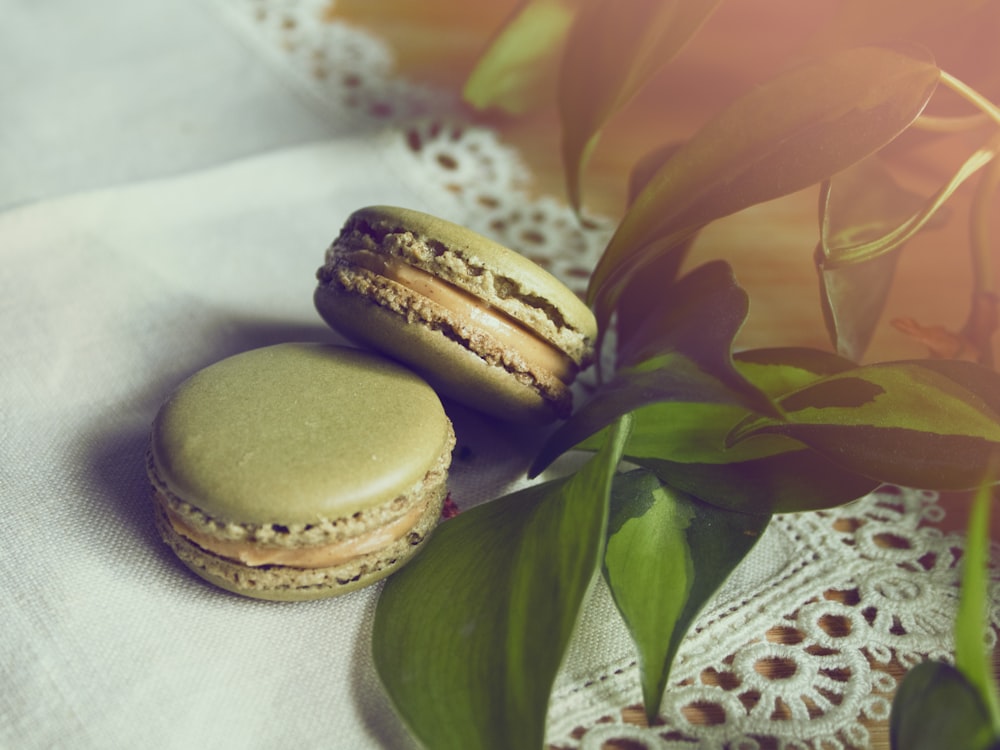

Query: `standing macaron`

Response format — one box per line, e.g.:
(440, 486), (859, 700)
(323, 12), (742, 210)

(147, 343), (455, 601)
(314, 206), (598, 423)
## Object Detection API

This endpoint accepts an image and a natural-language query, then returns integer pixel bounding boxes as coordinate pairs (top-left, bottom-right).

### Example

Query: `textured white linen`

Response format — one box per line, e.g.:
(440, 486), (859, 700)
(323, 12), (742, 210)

(0, 4), (545, 745)
(0, 0), (338, 211)
(1, 137), (556, 749)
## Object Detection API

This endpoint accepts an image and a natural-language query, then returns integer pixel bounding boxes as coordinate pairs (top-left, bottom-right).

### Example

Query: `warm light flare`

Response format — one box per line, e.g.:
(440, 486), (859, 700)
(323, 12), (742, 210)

(323, 0), (1000, 362)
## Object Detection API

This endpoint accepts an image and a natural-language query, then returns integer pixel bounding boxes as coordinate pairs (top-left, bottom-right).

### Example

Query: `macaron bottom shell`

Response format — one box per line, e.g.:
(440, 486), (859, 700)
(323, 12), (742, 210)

(146, 342), (456, 601)
(314, 282), (569, 424)
(152, 485), (446, 602)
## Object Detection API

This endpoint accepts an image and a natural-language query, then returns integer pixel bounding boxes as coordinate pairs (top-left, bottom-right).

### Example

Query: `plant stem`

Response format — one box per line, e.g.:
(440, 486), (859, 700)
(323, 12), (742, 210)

(913, 112), (990, 133)
(939, 71), (1000, 127)
(954, 476), (1000, 736)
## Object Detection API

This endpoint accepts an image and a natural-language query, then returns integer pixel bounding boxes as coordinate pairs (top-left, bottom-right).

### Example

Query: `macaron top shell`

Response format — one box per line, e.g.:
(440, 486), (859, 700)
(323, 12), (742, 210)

(334, 205), (597, 365)
(149, 343), (452, 525)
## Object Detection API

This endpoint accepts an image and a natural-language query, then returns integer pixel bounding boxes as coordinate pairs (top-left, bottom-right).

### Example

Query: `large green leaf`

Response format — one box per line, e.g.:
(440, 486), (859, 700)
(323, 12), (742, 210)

(372, 417), (630, 750)
(540, 347), (880, 514)
(903, 359), (1000, 416)
(632, 450), (879, 515)
(890, 662), (998, 750)
(603, 470), (769, 720)
(557, 0), (723, 211)
(463, 0), (577, 114)
(615, 142), (693, 357)
(587, 45), (941, 334)
(815, 156), (921, 361)
(729, 361), (1000, 489)
(731, 347), (858, 394)
(815, 138), (1000, 361)
(535, 347), (853, 473)
(532, 262), (777, 476)
(531, 353), (769, 479)
(615, 347), (857, 466)
(619, 347), (854, 464)
(616, 261), (759, 377)
(607, 348), (878, 514)
(818, 135), (1000, 269)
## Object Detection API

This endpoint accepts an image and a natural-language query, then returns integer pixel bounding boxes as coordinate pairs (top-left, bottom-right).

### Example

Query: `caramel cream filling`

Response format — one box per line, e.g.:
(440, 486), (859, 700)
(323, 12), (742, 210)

(159, 492), (427, 569)
(344, 250), (577, 383)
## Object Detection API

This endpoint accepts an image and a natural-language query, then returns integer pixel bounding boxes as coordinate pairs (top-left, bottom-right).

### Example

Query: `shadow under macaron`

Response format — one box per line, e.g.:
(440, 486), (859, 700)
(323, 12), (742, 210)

(347, 589), (422, 750)
(86, 310), (566, 600)
(83, 316), (350, 588)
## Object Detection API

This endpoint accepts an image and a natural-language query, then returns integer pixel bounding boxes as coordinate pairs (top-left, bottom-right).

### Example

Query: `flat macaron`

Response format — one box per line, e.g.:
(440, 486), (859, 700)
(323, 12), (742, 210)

(314, 206), (598, 423)
(147, 343), (455, 601)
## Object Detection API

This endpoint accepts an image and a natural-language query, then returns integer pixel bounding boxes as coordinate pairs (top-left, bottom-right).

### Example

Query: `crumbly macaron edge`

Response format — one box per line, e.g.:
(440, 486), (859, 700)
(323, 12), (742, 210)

(146, 421), (455, 550)
(327, 206), (597, 366)
(152, 477), (447, 601)
(315, 269), (573, 420)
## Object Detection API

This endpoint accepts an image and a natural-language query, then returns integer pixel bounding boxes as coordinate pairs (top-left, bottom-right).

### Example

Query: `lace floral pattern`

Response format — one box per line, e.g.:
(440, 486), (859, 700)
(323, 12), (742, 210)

(218, 0), (612, 293)
(549, 486), (999, 749)
(210, 2), (998, 747)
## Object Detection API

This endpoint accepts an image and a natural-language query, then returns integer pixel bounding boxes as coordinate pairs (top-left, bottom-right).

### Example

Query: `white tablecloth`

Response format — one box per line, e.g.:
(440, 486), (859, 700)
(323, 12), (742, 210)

(3, 4), (437, 747)
(4, 2), (992, 748)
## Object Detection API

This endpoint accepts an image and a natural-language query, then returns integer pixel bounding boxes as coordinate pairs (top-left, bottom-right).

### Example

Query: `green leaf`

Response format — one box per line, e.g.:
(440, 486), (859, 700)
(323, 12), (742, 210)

(633, 450), (879, 515)
(615, 141), (692, 353)
(819, 156), (929, 256)
(890, 471), (1000, 750)
(532, 262), (777, 477)
(815, 139), (1000, 360)
(616, 348), (856, 466)
(616, 261), (760, 378)
(814, 245), (899, 363)
(729, 361), (1000, 489)
(903, 358), (1000, 417)
(818, 135), (1000, 269)
(732, 347), (859, 395)
(626, 142), (685, 206)
(815, 156), (921, 361)
(890, 662), (998, 750)
(587, 45), (941, 335)
(603, 470), (769, 720)
(372, 417), (631, 750)
(613, 348), (879, 514)
(955, 475), (1000, 734)
(531, 353), (768, 479)
(558, 0), (723, 211)
(463, 0), (577, 114)
(543, 348), (880, 515)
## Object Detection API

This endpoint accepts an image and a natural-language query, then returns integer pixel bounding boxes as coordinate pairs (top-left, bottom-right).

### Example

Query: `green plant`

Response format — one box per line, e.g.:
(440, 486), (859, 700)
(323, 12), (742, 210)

(371, 2), (1000, 746)
(890, 477), (1000, 750)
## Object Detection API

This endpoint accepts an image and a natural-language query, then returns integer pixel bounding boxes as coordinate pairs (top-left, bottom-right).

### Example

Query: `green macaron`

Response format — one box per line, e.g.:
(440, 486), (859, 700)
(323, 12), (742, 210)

(314, 206), (598, 423)
(147, 343), (455, 601)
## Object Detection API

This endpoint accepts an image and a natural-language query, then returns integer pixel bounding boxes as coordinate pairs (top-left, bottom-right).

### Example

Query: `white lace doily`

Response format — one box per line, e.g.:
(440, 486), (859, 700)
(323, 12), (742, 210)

(215, 0), (613, 291)
(208, 3), (1000, 747)
(551, 486), (1000, 749)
